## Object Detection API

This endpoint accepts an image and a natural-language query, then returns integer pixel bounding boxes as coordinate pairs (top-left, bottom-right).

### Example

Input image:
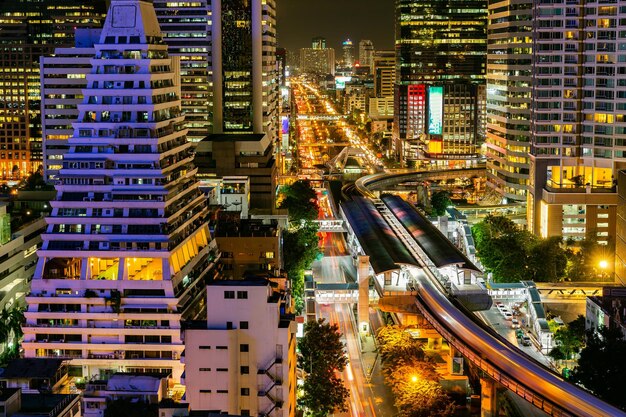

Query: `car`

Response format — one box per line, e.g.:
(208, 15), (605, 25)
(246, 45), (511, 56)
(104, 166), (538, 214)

(521, 335), (532, 346)
(515, 329), (524, 339)
(511, 318), (520, 328)
(500, 307), (510, 316)
(503, 311), (513, 320)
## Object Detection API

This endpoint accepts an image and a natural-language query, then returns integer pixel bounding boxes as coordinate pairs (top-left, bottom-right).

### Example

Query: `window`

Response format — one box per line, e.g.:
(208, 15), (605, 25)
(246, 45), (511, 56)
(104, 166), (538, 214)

(224, 290), (235, 299)
(240, 366), (249, 374)
(240, 344), (249, 352)
(216, 390), (228, 393)
(216, 345), (228, 350)
(241, 410), (250, 416)
(216, 368), (228, 372)
(199, 368), (211, 371)
(199, 346), (211, 350)
(240, 321), (249, 329)
(241, 388), (250, 396)
(227, 321), (233, 329)
(199, 389), (211, 393)
(237, 291), (248, 299)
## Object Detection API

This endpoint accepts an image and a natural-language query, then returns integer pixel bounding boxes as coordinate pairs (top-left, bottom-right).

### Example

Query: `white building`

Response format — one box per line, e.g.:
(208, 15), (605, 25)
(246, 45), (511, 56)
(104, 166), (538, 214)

(23, 0), (220, 384)
(41, 30), (100, 182)
(183, 279), (296, 417)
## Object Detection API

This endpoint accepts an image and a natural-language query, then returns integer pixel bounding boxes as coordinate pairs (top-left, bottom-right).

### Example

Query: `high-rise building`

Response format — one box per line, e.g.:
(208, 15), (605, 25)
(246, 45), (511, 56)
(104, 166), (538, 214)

(41, 30), (101, 182)
(23, 0), (220, 382)
(183, 278), (296, 416)
(359, 39), (374, 69)
(373, 50), (395, 98)
(312, 36), (326, 49)
(342, 38), (355, 68)
(0, 0), (106, 179)
(154, 0), (211, 143)
(394, 0), (487, 162)
(527, 0), (623, 242)
(299, 48), (336, 75)
(197, 0), (279, 209)
(485, 0), (532, 202)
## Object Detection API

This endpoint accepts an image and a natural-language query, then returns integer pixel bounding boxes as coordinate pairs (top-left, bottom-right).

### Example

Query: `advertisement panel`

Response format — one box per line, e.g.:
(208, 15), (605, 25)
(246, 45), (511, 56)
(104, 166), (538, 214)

(335, 76), (352, 90)
(428, 86), (444, 135)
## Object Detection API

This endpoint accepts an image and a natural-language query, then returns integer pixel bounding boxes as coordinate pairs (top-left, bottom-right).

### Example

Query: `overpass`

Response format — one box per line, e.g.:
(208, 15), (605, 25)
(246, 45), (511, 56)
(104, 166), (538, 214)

(340, 169), (625, 417)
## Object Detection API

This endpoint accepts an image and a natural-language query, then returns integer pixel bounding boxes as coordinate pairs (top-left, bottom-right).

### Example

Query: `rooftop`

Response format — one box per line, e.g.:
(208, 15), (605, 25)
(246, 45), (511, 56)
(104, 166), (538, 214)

(0, 387), (19, 402)
(1, 358), (65, 379)
(215, 219), (278, 238)
(202, 133), (266, 143)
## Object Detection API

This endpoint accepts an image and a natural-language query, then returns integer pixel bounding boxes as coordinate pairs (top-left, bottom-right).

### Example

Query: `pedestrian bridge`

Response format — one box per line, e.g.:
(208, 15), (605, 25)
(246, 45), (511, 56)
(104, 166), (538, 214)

(313, 283), (358, 304)
(314, 219), (346, 232)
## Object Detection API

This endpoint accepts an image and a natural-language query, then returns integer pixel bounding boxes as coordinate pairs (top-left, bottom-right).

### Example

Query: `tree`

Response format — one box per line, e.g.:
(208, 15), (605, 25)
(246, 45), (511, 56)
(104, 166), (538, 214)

(298, 319), (349, 416)
(572, 327), (626, 410)
(279, 180), (319, 223)
(430, 190), (451, 216)
(376, 325), (425, 366)
(528, 236), (567, 282)
(386, 363), (456, 417)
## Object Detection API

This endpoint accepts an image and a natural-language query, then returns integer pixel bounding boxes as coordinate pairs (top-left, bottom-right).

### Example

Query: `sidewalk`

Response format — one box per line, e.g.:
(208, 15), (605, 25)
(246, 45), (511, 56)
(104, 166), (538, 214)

(358, 320), (397, 417)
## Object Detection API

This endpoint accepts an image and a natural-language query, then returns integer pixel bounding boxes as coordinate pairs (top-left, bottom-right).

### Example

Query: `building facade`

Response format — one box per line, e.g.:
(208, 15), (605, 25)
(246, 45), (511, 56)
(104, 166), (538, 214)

(373, 50), (395, 98)
(485, 0), (532, 202)
(0, 0), (106, 179)
(23, 0), (220, 382)
(358, 40), (374, 69)
(394, 0), (487, 162)
(299, 48), (336, 76)
(527, 0), (623, 242)
(41, 30), (100, 182)
(342, 39), (355, 69)
(183, 279), (297, 417)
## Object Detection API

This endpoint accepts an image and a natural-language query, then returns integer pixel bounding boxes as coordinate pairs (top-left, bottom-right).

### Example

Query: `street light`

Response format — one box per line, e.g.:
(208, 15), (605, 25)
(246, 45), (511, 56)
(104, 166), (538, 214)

(410, 375), (419, 383)
(599, 259), (608, 270)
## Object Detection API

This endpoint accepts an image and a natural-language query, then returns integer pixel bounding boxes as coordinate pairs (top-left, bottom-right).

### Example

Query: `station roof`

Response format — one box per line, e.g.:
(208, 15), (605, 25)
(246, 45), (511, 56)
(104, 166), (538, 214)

(381, 194), (481, 272)
(342, 197), (419, 275)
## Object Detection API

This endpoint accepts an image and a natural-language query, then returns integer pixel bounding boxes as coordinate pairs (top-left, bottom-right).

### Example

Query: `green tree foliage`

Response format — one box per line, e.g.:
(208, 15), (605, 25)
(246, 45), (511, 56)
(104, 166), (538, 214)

(298, 319), (349, 416)
(279, 180), (319, 223)
(472, 214), (572, 282)
(376, 325), (425, 365)
(376, 326), (456, 417)
(572, 327), (626, 410)
(387, 363), (456, 417)
(278, 181), (321, 313)
(430, 190), (451, 216)
(549, 315), (586, 361)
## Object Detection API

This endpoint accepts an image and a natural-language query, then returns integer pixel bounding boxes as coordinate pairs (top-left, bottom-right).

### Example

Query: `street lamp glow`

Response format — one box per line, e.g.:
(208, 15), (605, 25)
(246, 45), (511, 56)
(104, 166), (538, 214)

(411, 375), (418, 383)
(599, 260), (608, 269)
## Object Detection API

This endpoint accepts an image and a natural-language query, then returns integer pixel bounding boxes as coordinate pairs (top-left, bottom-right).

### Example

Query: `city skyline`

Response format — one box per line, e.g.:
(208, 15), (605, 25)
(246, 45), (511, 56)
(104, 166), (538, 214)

(277, 0), (393, 52)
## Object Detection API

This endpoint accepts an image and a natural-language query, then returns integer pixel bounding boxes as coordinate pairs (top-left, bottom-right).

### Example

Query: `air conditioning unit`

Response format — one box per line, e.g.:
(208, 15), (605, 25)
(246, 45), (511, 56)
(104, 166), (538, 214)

(103, 209), (112, 216)
(99, 242), (110, 250)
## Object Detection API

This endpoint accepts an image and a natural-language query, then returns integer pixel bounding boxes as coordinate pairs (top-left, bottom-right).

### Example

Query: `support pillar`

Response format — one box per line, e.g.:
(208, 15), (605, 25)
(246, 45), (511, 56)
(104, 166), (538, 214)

(357, 255), (370, 335)
(464, 269), (472, 285)
(448, 345), (464, 375)
(480, 377), (498, 417)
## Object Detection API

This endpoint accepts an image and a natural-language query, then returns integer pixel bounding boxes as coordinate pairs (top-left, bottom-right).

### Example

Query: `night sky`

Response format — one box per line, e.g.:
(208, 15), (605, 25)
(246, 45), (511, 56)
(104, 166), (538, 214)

(277, 0), (395, 53)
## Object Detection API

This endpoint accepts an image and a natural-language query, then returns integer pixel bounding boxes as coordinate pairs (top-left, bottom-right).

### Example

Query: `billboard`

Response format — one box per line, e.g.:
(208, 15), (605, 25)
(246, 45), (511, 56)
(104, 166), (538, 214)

(428, 86), (444, 136)
(335, 76), (352, 90)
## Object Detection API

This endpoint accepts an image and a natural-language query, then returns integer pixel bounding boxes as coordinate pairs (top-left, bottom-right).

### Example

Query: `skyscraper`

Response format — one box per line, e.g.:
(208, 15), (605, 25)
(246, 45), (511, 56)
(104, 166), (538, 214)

(23, 0), (220, 382)
(359, 39), (374, 69)
(154, 0), (211, 143)
(0, 0), (107, 179)
(299, 48), (336, 75)
(394, 0), (487, 163)
(342, 38), (355, 68)
(196, 0), (279, 209)
(373, 50), (395, 98)
(312, 36), (327, 49)
(527, 0), (621, 242)
(485, 0), (532, 202)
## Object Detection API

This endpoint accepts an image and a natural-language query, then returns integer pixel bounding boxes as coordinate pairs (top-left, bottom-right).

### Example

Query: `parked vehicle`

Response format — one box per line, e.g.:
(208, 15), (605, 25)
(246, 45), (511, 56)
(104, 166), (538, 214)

(521, 335), (532, 346)
(503, 311), (513, 320)
(516, 329), (524, 339)
(511, 318), (520, 329)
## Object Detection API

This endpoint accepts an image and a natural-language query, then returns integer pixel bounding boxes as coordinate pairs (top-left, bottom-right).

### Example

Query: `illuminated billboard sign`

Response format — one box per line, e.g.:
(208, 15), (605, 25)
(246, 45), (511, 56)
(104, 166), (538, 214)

(335, 76), (352, 90)
(428, 86), (443, 136)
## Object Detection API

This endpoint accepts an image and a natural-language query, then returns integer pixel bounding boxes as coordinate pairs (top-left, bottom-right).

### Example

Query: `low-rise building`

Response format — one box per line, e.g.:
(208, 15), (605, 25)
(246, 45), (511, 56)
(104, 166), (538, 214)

(182, 278), (296, 417)
(0, 358), (68, 395)
(0, 388), (80, 417)
(586, 287), (626, 339)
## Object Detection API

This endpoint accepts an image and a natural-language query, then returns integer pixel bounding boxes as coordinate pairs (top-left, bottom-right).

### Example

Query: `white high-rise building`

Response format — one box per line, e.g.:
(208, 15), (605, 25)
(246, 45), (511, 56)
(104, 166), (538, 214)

(41, 30), (100, 182)
(23, 0), (220, 382)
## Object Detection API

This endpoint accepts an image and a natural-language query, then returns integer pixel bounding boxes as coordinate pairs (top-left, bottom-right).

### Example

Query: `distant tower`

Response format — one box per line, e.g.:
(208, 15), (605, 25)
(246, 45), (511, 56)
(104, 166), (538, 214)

(342, 38), (355, 68)
(359, 39), (374, 68)
(312, 36), (326, 49)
